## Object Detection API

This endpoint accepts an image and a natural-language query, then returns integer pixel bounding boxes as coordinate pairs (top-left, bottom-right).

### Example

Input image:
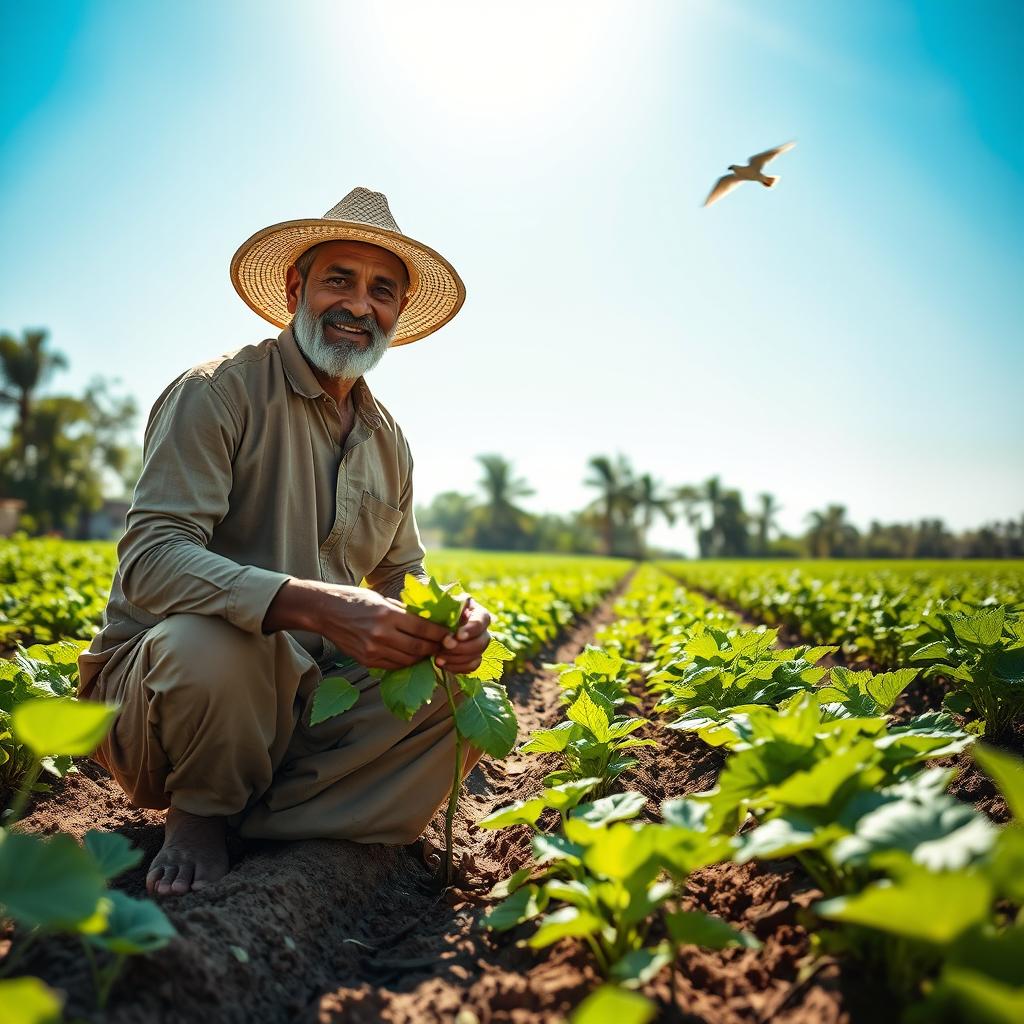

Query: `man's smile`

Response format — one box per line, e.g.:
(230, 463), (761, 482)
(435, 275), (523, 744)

(326, 322), (370, 343)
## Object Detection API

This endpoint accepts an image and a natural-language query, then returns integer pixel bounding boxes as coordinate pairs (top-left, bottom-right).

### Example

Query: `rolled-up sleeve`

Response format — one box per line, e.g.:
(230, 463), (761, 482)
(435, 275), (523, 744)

(365, 436), (427, 601)
(118, 374), (291, 633)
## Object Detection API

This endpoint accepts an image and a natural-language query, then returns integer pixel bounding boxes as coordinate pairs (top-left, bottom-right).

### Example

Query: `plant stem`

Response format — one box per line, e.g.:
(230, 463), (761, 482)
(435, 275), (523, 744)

(97, 953), (126, 1009)
(5, 759), (42, 825)
(440, 670), (464, 887)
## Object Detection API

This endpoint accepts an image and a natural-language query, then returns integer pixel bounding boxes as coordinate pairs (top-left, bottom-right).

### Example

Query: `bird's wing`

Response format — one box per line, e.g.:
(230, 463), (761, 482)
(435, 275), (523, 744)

(704, 174), (743, 206)
(748, 141), (795, 170)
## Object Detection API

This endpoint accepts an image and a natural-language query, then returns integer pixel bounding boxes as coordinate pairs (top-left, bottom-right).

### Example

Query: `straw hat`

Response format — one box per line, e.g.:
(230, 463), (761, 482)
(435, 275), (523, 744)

(230, 187), (465, 346)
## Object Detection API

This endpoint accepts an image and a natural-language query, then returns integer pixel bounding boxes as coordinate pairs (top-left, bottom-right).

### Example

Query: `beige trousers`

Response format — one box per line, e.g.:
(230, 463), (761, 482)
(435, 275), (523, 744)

(91, 613), (482, 844)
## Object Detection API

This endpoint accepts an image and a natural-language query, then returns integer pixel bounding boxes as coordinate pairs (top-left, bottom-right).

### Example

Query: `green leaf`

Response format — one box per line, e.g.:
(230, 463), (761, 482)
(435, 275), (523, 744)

(541, 778), (602, 813)
(483, 884), (547, 930)
(815, 869), (992, 944)
(377, 660), (438, 721)
(467, 636), (515, 681)
(865, 669), (919, 712)
(401, 574), (467, 630)
(567, 688), (610, 743)
(521, 721), (576, 753)
(941, 967), (1024, 1024)
(609, 943), (673, 988)
(477, 796), (546, 830)
(571, 985), (657, 1024)
(455, 679), (518, 757)
(993, 648), (1024, 685)
(912, 641), (951, 662)
(83, 831), (143, 880)
(0, 830), (107, 930)
(488, 866), (534, 899)
(666, 909), (762, 950)
(87, 890), (176, 953)
(528, 905), (602, 948)
(583, 823), (658, 881)
(831, 797), (995, 871)
(12, 697), (119, 757)
(310, 675), (360, 725)
(0, 977), (63, 1024)
(948, 607), (1006, 647)
(974, 745), (1024, 821)
(571, 791), (647, 826)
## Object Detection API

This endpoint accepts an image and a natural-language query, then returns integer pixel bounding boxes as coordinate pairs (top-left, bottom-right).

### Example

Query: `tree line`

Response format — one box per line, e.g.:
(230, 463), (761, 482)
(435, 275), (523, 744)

(0, 329), (139, 535)
(2, 328), (1020, 557)
(418, 455), (1024, 559)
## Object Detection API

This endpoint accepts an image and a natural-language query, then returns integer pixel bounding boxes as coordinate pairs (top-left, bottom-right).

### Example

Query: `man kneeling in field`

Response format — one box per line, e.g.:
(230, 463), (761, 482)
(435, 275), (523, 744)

(78, 188), (491, 896)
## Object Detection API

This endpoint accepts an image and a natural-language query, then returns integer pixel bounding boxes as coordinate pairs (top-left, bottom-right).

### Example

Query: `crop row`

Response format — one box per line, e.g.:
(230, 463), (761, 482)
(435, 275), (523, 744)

(476, 565), (1024, 1023)
(659, 559), (1024, 668)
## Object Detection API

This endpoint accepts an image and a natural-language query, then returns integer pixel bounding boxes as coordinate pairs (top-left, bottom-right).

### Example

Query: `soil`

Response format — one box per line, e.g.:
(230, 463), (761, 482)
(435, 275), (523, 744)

(2, 573), (1007, 1024)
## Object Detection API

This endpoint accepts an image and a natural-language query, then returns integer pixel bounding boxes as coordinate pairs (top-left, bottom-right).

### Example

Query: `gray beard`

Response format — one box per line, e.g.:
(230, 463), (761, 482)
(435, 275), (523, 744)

(292, 295), (394, 380)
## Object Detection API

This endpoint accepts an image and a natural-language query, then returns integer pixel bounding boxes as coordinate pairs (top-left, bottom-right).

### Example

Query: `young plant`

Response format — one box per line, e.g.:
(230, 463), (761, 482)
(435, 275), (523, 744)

(481, 789), (754, 994)
(0, 639), (89, 799)
(911, 605), (1024, 739)
(310, 574), (517, 884)
(812, 746), (1024, 1016)
(650, 624), (837, 726)
(0, 696), (176, 1011)
(521, 687), (655, 799)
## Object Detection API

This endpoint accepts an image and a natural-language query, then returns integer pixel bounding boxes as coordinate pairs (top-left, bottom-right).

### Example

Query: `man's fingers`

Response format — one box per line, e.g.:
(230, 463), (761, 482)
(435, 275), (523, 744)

(394, 612), (451, 643)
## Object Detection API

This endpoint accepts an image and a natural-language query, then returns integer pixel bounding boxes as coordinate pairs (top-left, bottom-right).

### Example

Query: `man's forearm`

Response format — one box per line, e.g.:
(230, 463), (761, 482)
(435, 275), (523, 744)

(262, 578), (329, 634)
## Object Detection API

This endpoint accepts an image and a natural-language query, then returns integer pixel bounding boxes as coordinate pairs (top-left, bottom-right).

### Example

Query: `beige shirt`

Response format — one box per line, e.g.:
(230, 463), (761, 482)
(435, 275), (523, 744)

(79, 326), (426, 697)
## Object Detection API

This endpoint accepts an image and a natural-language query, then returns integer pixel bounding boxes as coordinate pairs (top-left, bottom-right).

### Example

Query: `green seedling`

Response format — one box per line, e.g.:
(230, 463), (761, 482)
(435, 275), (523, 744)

(521, 687), (655, 799)
(0, 696), (175, 1009)
(911, 605), (1024, 739)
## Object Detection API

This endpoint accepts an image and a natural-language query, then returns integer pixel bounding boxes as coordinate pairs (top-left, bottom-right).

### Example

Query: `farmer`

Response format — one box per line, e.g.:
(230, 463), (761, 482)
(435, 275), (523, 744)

(77, 188), (492, 896)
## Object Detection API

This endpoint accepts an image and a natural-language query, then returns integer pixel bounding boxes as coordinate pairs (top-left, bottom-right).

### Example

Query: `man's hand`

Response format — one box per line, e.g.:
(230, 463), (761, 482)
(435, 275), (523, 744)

(435, 597), (493, 676)
(264, 580), (450, 670)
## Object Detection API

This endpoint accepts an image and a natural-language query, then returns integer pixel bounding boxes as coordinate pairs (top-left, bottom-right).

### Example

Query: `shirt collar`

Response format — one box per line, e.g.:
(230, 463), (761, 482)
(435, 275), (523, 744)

(277, 326), (385, 431)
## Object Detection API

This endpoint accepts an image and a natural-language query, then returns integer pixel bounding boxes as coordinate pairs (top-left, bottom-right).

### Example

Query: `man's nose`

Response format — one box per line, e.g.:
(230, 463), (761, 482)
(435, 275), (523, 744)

(340, 283), (373, 320)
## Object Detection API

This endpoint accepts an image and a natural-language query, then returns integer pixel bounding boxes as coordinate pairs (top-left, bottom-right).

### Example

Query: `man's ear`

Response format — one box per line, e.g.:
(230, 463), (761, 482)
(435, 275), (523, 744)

(285, 265), (302, 315)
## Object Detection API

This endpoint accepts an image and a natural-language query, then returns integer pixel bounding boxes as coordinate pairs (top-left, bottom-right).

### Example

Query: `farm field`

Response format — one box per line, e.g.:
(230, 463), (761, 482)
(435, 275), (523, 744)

(1, 543), (1023, 1023)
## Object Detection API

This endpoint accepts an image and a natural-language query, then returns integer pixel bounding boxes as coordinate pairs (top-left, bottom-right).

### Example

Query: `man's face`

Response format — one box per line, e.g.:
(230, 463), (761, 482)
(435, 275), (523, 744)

(285, 240), (410, 380)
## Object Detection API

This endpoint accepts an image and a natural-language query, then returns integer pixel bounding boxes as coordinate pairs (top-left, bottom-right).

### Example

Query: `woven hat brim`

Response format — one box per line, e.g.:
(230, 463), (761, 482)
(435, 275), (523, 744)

(230, 220), (465, 346)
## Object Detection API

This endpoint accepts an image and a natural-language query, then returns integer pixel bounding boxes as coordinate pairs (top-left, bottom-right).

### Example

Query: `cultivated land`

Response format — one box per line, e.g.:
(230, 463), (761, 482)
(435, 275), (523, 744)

(1, 543), (1023, 1023)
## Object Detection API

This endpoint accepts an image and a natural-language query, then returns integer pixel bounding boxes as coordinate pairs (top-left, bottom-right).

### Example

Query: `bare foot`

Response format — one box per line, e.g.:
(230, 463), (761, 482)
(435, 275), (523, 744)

(145, 807), (229, 897)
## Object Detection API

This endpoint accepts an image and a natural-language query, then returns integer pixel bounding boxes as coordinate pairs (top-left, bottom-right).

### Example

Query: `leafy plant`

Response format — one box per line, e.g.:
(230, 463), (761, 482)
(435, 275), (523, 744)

(0, 696), (176, 1010)
(310, 574), (517, 883)
(521, 686), (655, 798)
(911, 605), (1024, 738)
(482, 788), (753, 1001)
(0, 640), (89, 800)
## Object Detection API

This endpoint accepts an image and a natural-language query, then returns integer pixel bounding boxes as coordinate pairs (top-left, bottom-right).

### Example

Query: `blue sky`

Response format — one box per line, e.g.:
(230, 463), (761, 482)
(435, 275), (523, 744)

(1, 0), (1022, 552)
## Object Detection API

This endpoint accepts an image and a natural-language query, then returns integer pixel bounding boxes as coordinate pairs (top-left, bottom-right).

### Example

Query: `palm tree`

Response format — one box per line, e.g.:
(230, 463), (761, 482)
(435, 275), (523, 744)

(632, 473), (675, 559)
(0, 329), (68, 452)
(751, 492), (782, 555)
(676, 476), (727, 558)
(585, 455), (635, 556)
(805, 504), (859, 558)
(474, 454), (534, 549)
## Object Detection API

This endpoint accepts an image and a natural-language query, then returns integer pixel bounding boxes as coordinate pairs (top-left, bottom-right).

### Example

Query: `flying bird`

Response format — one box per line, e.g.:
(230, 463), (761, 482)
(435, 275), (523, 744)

(703, 141), (796, 207)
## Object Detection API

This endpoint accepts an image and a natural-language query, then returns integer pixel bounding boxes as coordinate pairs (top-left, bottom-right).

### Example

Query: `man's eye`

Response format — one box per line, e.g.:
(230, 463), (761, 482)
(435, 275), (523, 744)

(374, 287), (394, 298)
(326, 276), (348, 286)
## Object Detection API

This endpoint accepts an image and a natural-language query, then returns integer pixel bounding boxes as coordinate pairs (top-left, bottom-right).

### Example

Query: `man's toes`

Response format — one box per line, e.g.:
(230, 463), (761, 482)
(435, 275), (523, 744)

(170, 862), (195, 895)
(155, 864), (179, 895)
(146, 866), (164, 896)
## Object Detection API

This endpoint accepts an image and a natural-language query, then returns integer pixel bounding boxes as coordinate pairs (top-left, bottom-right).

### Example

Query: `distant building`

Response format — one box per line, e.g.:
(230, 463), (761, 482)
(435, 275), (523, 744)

(84, 499), (132, 540)
(0, 498), (25, 537)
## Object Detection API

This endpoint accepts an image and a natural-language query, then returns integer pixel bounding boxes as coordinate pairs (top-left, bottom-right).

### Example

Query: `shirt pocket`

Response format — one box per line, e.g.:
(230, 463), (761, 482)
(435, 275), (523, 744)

(346, 489), (403, 582)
